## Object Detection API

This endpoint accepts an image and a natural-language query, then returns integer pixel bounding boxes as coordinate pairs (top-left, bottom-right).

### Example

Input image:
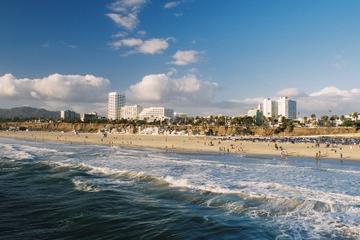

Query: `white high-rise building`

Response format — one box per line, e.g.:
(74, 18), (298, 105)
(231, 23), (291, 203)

(277, 97), (297, 120)
(261, 97), (297, 119)
(107, 92), (125, 120)
(262, 98), (278, 118)
(121, 105), (143, 120)
(139, 107), (174, 121)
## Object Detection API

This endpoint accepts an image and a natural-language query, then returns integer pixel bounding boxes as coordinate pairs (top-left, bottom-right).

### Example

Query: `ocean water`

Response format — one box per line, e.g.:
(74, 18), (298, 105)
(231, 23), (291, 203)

(0, 138), (360, 240)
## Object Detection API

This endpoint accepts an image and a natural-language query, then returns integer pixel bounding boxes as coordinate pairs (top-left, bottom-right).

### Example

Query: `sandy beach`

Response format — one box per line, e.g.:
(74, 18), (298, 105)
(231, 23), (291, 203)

(1, 130), (360, 161)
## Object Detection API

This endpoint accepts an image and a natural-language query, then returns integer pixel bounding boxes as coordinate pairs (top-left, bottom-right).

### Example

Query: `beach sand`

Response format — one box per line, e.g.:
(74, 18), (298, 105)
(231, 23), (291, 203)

(1, 131), (360, 161)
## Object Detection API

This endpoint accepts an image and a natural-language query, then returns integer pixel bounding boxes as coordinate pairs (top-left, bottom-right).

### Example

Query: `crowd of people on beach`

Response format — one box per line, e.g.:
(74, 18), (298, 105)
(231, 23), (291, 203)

(218, 136), (360, 146)
(216, 135), (360, 161)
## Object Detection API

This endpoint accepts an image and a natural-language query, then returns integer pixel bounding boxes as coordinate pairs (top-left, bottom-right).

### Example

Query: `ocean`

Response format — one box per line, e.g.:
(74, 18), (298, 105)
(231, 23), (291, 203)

(0, 137), (359, 240)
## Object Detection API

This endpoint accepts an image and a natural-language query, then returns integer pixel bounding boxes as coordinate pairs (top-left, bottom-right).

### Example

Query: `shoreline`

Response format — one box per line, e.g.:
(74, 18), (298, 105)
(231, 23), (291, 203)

(1, 131), (360, 161)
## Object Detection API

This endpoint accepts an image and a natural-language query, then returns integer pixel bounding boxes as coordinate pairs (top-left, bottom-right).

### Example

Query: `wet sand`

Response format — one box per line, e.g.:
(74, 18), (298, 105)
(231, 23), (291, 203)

(1, 131), (360, 161)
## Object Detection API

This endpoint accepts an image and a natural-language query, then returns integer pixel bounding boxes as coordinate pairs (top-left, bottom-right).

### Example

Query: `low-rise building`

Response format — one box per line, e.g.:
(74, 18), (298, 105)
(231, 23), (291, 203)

(60, 110), (80, 122)
(121, 105), (143, 120)
(139, 107), (174, 121)
(174, 112), (188, 118)
(247, 108), (263, 124)
(345, 113), (359, 121)
(81, 112), (98, 122)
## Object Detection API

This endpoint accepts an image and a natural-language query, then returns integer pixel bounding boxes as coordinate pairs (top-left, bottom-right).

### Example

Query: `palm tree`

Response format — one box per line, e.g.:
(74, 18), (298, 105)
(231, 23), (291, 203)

(352, 112), (359, 120)
(330, 115), (338, 127)
(321, 115), (329, 126)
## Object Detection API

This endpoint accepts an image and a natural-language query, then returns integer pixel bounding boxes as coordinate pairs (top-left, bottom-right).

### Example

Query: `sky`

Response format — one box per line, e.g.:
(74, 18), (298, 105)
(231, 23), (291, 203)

(1, 0), (360, 116)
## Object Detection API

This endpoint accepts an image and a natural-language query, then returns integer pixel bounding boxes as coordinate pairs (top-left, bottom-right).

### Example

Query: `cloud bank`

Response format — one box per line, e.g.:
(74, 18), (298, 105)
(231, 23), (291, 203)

(1, 73), (359, 116)
(271, 86), (360, 115)
(126, 72), (219, 106)
(126, 74), (360, 116)
(0, 73), (109, 103)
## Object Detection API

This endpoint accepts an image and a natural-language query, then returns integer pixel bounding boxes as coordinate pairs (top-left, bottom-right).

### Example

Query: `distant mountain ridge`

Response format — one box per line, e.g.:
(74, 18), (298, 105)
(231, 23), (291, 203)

(0, 107), (60, 119)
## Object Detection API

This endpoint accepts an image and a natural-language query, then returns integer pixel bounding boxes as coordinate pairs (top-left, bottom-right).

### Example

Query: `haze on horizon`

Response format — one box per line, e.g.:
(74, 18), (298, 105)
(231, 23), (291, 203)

(1, 0), (360, 116)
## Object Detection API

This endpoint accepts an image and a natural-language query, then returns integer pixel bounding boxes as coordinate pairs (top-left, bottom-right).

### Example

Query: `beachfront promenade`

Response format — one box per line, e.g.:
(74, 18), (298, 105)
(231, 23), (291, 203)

(1, 131), (360, 161)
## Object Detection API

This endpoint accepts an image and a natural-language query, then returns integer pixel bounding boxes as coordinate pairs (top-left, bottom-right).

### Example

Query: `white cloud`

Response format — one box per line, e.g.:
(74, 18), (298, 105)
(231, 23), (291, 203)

(111, 37), (170, 55)
(237, 97), (264, 106)
(106, 1), (170, 56)
(173, 75), (201, 92)
(128, 73), (169, 101)
(272, 86), (360, 115)
(112, 32), (128, 38)
(3, 72), (359, 116)
(218, 86), (360, 116)
(0, 74), (18, 97)
(276, 88), (306, 97)
(106, 0), (147, 30)
(110, 0), (146, 11)
(297, 86), (360, 114)
(164, 1), (182, 9)
(112, 38), (143, 48)
(171, 50), (200, 65)
(126, 76), (360, 115)
(126, 72), (219, 106)
(309, 86), (357, 98)
(106, 13), (138, 30)
(138, 38), (169, 54)
(0, 73), (109, 103)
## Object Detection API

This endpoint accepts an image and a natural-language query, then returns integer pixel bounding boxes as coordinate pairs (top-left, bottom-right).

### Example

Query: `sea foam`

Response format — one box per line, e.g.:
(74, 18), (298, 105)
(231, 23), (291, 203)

(1, 139), (359, 239)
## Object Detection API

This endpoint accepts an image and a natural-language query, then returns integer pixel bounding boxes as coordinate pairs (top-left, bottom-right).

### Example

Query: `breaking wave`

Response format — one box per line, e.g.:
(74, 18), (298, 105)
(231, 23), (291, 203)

(1, 138), (360, 239)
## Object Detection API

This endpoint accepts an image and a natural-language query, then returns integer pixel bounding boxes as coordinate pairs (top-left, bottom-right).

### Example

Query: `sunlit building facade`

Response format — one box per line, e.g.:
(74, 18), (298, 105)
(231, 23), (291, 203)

(107, 92), (125, 120)
(139, 107), (174, 121)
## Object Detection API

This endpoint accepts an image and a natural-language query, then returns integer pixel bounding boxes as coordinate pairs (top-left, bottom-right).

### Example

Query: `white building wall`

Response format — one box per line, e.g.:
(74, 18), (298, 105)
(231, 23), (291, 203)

(121, 105), (143, 120)
(262, 98), (278, 118)
(107, 92), (125, 120)
(81, 112), (98, 122)
(277, 97), (288, 118)
(139, 107), (174, 121)
(174, 112), (188, 118)
(60, 110), (80, 122)
(277, 97), (297, 120)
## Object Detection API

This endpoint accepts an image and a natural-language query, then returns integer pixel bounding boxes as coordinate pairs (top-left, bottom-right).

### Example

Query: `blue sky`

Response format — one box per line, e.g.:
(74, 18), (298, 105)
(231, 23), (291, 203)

(1, 0), (360, 115)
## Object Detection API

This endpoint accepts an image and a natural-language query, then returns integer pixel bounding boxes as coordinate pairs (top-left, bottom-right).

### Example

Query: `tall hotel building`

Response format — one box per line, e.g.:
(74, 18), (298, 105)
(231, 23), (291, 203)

(107, 92), (125, 120)
(261, 97), (297, 120)
(277, 96), (297, 120)
(262, 98), (278, 118)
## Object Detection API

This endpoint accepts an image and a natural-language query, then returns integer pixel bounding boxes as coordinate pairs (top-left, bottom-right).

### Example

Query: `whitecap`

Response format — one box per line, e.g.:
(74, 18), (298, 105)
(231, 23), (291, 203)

(72, 177), (101, 192)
